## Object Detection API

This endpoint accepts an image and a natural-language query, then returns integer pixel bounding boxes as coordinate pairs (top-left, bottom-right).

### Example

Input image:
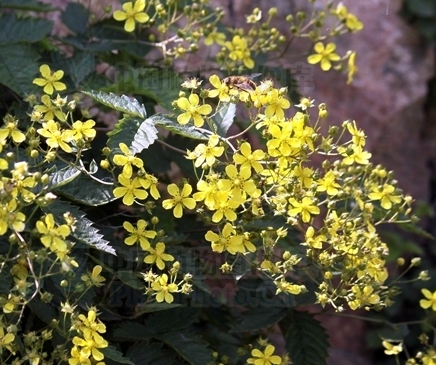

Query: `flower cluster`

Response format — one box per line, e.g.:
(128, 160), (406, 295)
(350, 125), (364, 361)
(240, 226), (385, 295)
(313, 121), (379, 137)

(171, 75), (413, 310)
(69, 310), (108, 365)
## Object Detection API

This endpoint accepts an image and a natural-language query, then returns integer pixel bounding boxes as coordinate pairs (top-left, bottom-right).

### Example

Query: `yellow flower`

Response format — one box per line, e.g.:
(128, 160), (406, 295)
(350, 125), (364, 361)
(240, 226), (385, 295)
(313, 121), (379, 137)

(144, 242), (174, 269)
(152, 274), (178, 303)
(288, 197), (320, 223)
(307, 42), (341, 71)
(204, 31), (226, 46)
(347, 52), (358, 84)
(348, 285), (380, 310)
(368, 184), (401, 210)
(71, 119), (96, 142)
(346, 120), (365, 146)
(69, 345), (91, 365)
(265, 89), (291, 119)
(0, 199), (26, 234)
(113, 0), (149, 32)
(36, 214), (70, 255)
(72, 332), (107, 362)
(420, 289), (436, 311)
(316, 171), (341, 196)
(138, 172), (160, 199)
(337, 145), (371, 165)
(382, 340), (403, 355)
(37, 119), (73, 153)
(225, 35), (254, 69)
(0, 115), (25, 143)
(123, 219), (156, 250)
(113, 143), (144, 178)
(33, 64), (66, 95)
(205, 223), (245, 254)
(176, 93), (212, 127)
(304, 226), (326, 249)
(247, 344), (282, 365)
(188, 134), (224, 168)
(218, 164), (259, 203)
(81, 265), (106, 287)
(233, 142), (265, 173)
(162, 183), (196, 218)
(113, 175), (147, 206)
(0, 327), (15, 354)
(210, 191), (240, 223)
(193, 178), (218, 207)
(34, 94), (66, 121)
(208, 75), (231, 101)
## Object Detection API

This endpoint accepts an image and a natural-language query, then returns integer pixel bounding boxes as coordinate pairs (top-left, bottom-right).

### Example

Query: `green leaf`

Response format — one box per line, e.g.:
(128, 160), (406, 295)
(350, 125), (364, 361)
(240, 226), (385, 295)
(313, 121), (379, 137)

(146, 307), (200, 334)
(27, 296), (58, 324)
(43, 199), (116, 255)
(404, 0), (436, 17)
(0, 43), (40, 96)
(149, 113), (209, 140)
(212, 102), (236, 137)
(113, 322), (153, 341)
(107, 115), (158, 154)
(53, 172), (116, 206)
(101, 345), (134, 365)
(46, 162), (81, 189)
(64, 51), (95, 87)
(82, 90), (147, 118)
(136, 301), (182, 315)
(0, 0), (55, 11)
(102, 66), (182, 111)
(116, 270), (144, 290)
(127, 342), (177, 365)
(61, 3), (89, 35)
(0, 13), (53, 44)
(280, 310), (329, 365)
(156, 331), (214, 365)
(231, 306), (288, 333)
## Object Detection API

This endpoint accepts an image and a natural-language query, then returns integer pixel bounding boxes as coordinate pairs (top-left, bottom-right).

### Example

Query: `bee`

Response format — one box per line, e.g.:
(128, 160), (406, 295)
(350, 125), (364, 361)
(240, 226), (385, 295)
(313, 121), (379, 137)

(222, 73), (261, 92)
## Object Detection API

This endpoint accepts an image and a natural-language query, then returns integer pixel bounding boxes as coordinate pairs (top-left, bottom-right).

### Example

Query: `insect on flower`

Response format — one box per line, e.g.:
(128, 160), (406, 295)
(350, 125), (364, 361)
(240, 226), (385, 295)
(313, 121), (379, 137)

(222, 73), (261, 92)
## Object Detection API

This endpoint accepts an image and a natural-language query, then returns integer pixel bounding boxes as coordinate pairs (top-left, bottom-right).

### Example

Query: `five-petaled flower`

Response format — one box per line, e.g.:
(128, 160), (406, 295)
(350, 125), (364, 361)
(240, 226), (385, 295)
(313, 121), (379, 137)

(37, 119), (73, 153)
(123, 219), (156, 250)
(288, 197), (320, 223)
(176, 94), (212, 127)
(152, 273), (178, 303)
(113, 143), (144, 178)
(162, 183), (196, 218)
(33, 64), (67, 95)
(225, 35), (254, 69)
(247, 344), (282, 365)
(36, 214), (70, 256)
(113, 175), (148, 206)
(71, 119), (96, 142)
(34, 94), (66, 121)
(144, 242), (174, 269)
(205, 223), (244, 254)
(113, 0), (150, 32)
(307, 42), (341, 71)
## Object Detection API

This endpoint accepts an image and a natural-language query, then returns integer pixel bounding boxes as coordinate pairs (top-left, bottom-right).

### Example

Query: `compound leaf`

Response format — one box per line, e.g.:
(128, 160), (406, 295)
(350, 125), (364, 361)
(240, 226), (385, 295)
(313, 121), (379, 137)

(280, 310), (329, 365)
